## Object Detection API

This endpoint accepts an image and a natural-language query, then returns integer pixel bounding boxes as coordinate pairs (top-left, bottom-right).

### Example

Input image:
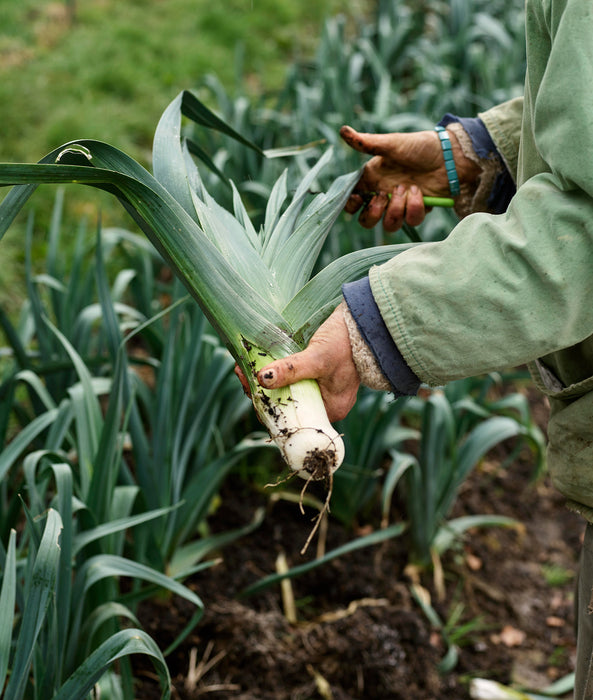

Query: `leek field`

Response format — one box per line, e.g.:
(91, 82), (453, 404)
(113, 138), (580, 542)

(0, 1), (580, 698)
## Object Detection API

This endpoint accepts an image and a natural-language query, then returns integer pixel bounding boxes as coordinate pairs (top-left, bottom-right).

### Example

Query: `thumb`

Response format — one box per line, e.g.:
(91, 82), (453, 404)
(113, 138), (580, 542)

(340, 125), (402, 158)
(257, 349), (319, 390)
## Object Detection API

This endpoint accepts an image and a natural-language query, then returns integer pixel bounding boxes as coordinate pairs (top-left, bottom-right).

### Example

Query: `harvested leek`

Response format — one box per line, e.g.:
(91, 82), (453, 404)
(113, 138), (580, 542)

(0, 90), (415, 480)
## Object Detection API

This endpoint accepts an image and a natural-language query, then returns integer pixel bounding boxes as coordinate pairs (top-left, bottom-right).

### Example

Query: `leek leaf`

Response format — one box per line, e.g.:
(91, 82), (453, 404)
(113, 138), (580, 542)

(241, 523), (406, 597)
(54, 629), (171, 700)
(261, 146), (335, 261)
(271, 169), (361, 299)
(283, 242), (417, 341)
(0, 156), (296, 364)
(0, 530), (16, 691)
(4, 509), (62, 700)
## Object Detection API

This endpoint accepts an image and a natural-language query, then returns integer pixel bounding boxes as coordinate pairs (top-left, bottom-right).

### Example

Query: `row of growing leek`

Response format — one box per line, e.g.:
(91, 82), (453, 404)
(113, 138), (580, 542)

(0, 196), (266, 698)
(0, 194), (544, 699)
(0, 107), (544, 697)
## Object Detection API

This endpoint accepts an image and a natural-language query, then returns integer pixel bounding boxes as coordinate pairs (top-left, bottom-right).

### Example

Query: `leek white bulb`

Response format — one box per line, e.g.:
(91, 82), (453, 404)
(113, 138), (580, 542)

(246, 343), (344, 480)
(252, 379), (344, 479)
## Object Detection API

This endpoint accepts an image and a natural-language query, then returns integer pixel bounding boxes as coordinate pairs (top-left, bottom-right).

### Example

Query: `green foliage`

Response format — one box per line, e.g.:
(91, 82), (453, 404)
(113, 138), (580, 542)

(0, 499), (177, 699)
(185, 0), (526, 246)
(330, 388), (413, 525)
(0, 328), (196, 696)
(541, 563), (575, 588)
(410, 583), (490, 674)
(0, 192), (268, 694)
(0, 0), (356, 166)
(317, 371), (544, 547)
(0, 0), (369, 312)
(383, 381), (545, 565)
(0, 189), (261, 555)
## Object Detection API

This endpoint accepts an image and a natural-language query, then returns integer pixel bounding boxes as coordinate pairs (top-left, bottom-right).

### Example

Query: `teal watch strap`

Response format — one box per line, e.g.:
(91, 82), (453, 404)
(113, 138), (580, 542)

(435, 125), (460, 197)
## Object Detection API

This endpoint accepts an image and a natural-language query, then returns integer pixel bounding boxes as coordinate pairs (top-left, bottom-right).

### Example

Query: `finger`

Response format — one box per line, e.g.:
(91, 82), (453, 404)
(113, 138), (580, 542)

(404, 185), (426, 227)
(382, 185), (406, 232)
(258, 356), (357, 422)
(234, 364), (251, 398)
(340, 125), (401, 158)
(257, 350), (318, 389)
(339, 125), (368, 153)
(358, 192), (389, 229)
(344, 192), (364, 215)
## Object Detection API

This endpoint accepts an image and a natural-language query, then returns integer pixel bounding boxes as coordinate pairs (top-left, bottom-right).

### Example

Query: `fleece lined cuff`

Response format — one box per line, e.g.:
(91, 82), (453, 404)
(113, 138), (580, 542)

(438, 115), (516, 217)
(342, 303), (393, 392)
(342, 277), (420, 397)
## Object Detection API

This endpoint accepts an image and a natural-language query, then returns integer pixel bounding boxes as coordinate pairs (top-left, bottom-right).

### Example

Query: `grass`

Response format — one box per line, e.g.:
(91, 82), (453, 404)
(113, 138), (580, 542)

(0, 0), (369, 165)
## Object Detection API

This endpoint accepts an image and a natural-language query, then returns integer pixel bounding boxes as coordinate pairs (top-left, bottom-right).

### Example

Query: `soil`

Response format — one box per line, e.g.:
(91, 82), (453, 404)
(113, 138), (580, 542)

(136, 392), (584, 700)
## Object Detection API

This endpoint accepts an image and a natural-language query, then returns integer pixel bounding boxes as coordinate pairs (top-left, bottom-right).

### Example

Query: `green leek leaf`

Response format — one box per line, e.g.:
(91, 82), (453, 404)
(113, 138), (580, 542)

(72, 506), (179, 557)
(4, 509), (62, 700)
(0, 407), (59, 482)
(283, 242), (417, 342)
(0, 530), (17, 691)
(54, 629), (171, 700)
(241, 523), (406, 597)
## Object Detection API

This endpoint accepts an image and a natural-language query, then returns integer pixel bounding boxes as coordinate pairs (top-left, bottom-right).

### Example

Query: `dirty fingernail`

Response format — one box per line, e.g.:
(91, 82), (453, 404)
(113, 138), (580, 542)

(258, 368), (276, 387)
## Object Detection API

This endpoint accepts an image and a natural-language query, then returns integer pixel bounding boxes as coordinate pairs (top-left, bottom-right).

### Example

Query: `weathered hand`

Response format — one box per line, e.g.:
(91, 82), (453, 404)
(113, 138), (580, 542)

(256, 306), (359, 423)
(340, 124), (479, 231)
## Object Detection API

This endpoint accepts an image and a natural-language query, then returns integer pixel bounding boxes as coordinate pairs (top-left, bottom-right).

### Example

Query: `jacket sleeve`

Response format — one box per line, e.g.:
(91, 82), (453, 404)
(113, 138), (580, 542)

(342, 278), (420, 396)
(369, 0), (593, 387)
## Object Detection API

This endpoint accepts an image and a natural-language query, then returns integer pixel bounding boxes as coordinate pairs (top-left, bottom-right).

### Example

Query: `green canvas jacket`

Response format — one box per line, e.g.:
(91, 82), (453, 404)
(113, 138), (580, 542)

(369, 0), (593, 515)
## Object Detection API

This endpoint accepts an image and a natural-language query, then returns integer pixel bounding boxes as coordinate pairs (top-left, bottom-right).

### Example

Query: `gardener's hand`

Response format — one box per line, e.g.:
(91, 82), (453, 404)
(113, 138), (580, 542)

(340, 125), (479, 232)
(256, 306), (360, 423)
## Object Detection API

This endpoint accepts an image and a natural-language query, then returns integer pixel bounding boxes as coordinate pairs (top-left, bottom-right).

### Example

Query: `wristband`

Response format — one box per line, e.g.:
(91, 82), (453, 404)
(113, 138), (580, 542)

(435, 125), (460, 196)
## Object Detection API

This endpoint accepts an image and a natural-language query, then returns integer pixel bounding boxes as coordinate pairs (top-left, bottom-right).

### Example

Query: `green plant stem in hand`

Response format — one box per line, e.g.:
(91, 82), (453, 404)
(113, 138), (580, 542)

(357, 190), (454, 208)
(422, 196), (454, 208)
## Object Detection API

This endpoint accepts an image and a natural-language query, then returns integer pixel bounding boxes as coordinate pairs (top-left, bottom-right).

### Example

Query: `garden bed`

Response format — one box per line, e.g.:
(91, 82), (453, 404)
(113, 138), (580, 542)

(136, 394), (583, 699)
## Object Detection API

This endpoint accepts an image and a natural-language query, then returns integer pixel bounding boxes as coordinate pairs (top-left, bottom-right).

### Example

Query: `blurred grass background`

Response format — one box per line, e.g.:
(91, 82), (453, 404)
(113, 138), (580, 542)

(0, 0), (370, 310)
(0, 0), (370, 164)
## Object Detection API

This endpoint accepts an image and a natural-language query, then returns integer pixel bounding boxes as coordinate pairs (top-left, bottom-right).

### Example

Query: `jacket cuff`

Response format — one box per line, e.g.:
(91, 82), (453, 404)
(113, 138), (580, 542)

(342, 277), (420, 397)
(438, 115), (516, 216)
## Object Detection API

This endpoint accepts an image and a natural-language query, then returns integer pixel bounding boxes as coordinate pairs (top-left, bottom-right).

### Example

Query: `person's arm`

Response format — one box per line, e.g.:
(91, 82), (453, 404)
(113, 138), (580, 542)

(369, 1), (593, 387)
(259, 2), (593, 409)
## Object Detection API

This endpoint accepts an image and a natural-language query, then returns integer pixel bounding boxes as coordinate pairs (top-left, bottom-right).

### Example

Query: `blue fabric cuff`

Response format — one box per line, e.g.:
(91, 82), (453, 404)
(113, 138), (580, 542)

(438, 114), (516, 214)
(342, 277), (420, 398)
(439, 115), (496, 158)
